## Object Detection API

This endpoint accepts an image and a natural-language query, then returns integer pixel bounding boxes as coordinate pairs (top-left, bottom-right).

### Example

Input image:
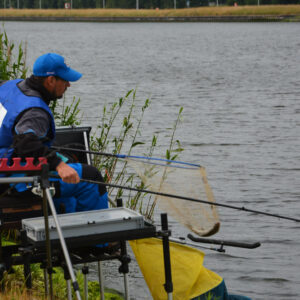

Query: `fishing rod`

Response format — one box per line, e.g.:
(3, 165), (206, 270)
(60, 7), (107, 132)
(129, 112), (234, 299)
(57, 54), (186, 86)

(50, 146), (300, 222)
(51, 146), (121, 158)
(51, 146), (201, 167)
(50, 174), (300, 223)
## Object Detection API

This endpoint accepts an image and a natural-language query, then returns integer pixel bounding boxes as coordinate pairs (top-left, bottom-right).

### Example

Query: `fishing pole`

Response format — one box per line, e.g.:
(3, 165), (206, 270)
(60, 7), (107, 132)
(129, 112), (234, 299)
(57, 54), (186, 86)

(51, 146), (201, 167)
(51, 146), (120, 158)
(50, 174), (300, 223)
(50, 146), (300, 222)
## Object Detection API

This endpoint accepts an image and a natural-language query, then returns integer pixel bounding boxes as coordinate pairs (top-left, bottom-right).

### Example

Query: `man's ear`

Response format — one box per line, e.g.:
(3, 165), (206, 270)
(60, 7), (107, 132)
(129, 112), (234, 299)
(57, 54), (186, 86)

(43, 76), (56, 91)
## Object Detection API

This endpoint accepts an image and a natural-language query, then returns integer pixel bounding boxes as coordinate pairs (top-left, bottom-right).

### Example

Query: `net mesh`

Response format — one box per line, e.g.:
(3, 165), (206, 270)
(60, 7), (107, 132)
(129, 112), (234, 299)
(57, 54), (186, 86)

(125, 157), (220, 237)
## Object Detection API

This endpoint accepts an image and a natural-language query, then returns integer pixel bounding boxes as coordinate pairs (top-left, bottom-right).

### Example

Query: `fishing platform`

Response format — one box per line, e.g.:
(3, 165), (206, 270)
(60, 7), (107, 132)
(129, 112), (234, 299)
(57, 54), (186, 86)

(0, 126), (173, 300)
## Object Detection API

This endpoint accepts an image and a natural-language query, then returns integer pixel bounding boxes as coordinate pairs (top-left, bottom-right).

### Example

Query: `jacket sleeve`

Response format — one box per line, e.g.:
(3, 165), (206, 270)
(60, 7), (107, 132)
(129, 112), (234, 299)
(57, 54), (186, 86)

(12, 108), (61, 170)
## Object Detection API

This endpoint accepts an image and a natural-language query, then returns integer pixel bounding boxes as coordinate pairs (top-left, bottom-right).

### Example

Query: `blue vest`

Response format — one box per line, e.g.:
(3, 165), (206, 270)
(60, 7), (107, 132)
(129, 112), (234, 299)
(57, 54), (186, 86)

(0, 79), (56, 159)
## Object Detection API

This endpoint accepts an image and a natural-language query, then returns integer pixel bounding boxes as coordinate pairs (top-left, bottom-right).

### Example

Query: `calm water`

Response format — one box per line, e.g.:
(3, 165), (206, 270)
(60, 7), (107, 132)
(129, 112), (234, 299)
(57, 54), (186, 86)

(4, 22), (300, 299)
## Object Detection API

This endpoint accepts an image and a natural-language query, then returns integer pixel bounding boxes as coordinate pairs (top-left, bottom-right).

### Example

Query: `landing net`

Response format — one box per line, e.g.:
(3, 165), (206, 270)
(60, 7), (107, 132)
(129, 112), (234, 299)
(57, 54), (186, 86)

(125, 157), (220, 237)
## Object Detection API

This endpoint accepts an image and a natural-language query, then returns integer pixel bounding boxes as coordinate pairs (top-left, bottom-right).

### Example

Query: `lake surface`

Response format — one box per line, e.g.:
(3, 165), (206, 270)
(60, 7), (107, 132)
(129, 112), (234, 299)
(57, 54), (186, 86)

(3, 22), (300, 299)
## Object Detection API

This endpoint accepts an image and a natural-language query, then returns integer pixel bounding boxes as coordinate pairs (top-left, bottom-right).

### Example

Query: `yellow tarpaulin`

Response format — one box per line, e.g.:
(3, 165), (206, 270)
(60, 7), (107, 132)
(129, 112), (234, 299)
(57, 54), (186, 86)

(130, 238), (223, 300)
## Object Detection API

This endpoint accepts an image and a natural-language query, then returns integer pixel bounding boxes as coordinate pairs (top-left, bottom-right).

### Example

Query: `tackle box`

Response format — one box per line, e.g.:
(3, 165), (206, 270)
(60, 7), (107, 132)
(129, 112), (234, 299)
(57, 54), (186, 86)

(22, 207), (145, 242)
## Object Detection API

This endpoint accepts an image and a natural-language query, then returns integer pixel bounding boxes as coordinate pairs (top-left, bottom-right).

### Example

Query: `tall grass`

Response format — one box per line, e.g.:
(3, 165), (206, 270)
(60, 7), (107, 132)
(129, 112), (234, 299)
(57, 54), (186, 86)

(52, 88), (185, 218)
(0, 5), (300, 18)
(86, 89), (184, 218)
(0, 28), (27, 80)
(0, 260), (123, 300)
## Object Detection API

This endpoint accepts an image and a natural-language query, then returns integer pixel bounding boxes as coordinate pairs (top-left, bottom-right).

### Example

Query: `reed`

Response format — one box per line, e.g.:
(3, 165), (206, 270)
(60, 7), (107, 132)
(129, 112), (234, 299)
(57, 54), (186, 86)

(68, 89), (183, 217)
(0, 28), (27, 80)
(0, 258), (124, 299)
(0, 5), (300, 18)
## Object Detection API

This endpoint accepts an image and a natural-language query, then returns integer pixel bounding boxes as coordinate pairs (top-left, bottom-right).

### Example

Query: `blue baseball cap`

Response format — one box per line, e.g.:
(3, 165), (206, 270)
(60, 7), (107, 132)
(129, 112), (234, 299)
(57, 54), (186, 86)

(33, 53), (82, 82)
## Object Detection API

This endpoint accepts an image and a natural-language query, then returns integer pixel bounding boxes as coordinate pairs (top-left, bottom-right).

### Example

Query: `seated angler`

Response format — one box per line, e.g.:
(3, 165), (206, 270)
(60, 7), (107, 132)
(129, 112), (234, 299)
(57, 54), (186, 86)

(0, 53), (108, 213)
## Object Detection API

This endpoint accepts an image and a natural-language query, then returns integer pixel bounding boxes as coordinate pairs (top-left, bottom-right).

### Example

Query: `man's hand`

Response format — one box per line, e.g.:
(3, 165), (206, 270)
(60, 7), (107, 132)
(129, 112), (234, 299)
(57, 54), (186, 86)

(56, 162), (80, 184)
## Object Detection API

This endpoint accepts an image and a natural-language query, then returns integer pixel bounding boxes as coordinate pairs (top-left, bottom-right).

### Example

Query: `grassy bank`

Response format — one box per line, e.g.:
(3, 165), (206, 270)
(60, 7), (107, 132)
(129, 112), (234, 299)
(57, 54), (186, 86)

(0, 5), (300, 18)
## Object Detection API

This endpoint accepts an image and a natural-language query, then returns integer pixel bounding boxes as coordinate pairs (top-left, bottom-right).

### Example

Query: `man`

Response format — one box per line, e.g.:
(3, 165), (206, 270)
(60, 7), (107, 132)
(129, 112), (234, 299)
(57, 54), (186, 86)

(0, 53), (108, 213)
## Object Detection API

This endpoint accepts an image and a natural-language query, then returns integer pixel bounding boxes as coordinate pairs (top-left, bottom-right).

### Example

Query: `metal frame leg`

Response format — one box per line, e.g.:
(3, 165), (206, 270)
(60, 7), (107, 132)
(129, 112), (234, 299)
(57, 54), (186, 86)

(23, 259), (32, 289)
(97, 261), (105, 300)
(123, 273), (129, 300)
(118, 240), (130, 300)
(63, 265), (72, 300)
(161, 213), (173, 300)
(0, 263), (5, 292)
(42, 182), (53, 299)
(20, 230), (32, 289)
(116, 199), (130, 300)
(67, 279), (72, 300)
(44, 187), (81, 300)
(82, 264), (89, 300)
(43, 267), (49, 297)
(41, 164), (81, 300)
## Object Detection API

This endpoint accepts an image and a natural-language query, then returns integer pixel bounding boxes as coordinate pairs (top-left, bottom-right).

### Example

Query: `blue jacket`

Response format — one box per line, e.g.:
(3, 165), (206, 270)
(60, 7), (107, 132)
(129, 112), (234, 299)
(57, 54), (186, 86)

(0, 79), (55, 159)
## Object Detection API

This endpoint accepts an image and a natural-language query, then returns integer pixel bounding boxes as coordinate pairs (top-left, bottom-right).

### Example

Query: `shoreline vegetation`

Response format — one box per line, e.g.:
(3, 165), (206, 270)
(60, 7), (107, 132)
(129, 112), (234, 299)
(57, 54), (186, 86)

(0, 5), (300, 21)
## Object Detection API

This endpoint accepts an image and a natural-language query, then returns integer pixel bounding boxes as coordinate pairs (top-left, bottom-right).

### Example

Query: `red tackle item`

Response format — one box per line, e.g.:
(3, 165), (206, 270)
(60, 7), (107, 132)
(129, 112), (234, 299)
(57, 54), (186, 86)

(0, 157), (47, 172)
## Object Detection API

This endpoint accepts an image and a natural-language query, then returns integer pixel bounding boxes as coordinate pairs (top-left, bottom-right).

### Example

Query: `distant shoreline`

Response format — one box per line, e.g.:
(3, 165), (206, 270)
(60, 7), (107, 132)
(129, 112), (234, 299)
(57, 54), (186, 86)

(0, 6), (300, 22)
(0, 15), (299, 22)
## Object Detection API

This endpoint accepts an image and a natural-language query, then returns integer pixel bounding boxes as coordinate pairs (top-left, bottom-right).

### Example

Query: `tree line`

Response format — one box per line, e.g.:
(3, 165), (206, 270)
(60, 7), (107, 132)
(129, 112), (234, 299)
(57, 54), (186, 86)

(2, 0), (300, 9)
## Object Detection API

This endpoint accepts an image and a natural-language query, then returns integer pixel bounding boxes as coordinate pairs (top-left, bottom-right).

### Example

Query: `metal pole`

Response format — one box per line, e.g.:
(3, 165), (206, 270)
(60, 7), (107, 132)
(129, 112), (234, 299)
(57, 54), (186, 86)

(117, 199), (130, 300)
(63, 265), (72, 300)
(174, 0), (176, 9)
(103, 0), (105, 8)
(136, 0), (138, 10)
(44, 188), (82, 300)
(124, 274), (129, 300)
(43, 268), (49, 297)
(42, 187), (53, 299)
(0, 177), (38, 184)
(97, 262), (105, 300)
(82, 264), (89, 300)
(83, 131), (91, 165)
(67, 280), (72, 300)
(39, 0), (41, 9)
(161, 213), (173, 300)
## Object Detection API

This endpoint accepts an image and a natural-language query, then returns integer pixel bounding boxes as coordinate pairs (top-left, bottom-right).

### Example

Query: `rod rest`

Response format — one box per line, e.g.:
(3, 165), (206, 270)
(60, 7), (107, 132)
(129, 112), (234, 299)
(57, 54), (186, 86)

(0, 157), (47, 173)
(187, 234), (261, 249)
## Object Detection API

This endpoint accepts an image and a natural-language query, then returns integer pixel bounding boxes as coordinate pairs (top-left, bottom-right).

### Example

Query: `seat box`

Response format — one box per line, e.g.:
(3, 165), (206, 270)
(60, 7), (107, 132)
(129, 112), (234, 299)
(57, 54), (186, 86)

(22, 207), (145, 242)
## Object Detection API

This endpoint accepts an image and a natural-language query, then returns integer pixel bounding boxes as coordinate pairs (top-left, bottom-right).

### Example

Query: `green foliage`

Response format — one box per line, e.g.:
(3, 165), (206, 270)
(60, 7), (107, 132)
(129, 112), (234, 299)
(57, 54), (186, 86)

(1, 263), (124, 299)
(90, 89), (151, 211)
(49, 96), (82, 126)
(88, 90), (184, 219)
(166, 106), (184, 161)
(50, 87), (185, 219)
(0, 28), (27, 80)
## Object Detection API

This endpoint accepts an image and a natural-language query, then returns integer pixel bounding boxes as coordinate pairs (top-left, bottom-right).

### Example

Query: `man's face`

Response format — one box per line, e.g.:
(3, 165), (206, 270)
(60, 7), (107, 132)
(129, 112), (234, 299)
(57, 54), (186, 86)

(53, 77), (70, 99)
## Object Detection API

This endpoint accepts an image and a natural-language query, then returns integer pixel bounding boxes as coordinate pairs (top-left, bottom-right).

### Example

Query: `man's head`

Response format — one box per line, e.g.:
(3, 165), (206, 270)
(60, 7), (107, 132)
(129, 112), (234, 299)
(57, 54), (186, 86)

(33, 53), (82, 99)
